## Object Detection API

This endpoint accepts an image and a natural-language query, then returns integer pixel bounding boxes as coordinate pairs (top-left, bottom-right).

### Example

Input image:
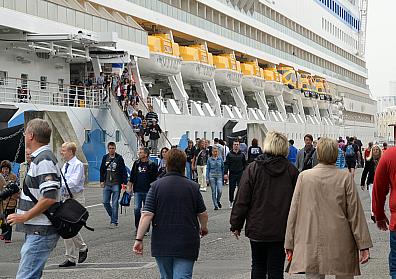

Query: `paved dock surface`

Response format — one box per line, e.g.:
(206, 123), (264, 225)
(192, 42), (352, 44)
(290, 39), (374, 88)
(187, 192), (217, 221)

(0, 169), (390, 278)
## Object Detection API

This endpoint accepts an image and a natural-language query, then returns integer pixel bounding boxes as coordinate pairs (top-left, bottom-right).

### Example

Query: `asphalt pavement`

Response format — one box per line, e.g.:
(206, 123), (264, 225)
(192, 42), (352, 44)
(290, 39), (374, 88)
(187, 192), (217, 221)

(0, 169), (391, 278)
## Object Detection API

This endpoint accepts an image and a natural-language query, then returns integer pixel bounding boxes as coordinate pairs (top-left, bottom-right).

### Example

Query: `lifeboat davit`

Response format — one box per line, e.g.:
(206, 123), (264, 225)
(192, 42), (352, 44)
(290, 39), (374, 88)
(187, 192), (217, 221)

(241, 61), (265, 92)
(180, 45), (215, 82)
(213, 53), (243, 87)
(139, 34), (181, 76)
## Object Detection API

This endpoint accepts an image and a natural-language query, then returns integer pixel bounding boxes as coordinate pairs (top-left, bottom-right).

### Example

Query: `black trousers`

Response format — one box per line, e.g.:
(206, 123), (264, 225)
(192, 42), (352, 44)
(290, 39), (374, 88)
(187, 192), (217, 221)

(229, 173), (242, 203)
(250, 240), (285, 279)
(1, 208), (15, 241)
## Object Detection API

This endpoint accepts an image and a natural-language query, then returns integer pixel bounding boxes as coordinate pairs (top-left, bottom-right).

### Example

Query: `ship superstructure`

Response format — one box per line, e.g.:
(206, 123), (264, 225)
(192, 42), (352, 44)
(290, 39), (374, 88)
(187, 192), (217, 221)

(0, 0), (376, 181)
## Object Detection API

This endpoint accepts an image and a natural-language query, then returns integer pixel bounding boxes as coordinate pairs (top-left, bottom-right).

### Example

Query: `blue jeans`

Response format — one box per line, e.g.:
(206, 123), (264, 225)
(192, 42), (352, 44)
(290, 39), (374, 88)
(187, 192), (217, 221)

(390, 231), (396, 278)
(16, 233), (60, 279)
(155, 257), (194, 279)
(209, 177), (223, 209)
(229, 173), (242, 203)
(103, 184), (120, 224)
(185, 162), (192, 180)
(134, 192), (147, 229)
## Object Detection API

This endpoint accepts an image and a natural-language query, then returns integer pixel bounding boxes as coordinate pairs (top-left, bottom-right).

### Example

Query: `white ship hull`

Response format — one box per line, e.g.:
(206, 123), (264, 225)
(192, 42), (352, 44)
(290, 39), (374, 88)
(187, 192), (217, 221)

(0, 0), (376, 184)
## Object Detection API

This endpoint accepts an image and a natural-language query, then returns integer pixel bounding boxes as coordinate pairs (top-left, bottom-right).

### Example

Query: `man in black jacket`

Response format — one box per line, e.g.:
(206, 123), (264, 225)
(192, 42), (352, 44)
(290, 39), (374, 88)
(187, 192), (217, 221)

(100, 142), (127, 228)
(224, 140), (247, 208)
(127, 147), (158, 232)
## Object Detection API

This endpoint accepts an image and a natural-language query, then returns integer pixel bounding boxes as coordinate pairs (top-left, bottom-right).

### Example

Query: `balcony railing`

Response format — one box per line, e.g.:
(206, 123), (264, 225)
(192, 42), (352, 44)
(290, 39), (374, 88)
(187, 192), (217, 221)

(0, 77), (105, 108)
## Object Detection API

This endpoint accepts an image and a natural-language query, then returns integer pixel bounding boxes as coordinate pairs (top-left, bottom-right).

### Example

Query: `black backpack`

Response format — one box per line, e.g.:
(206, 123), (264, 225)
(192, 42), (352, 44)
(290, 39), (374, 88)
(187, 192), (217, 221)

(23, 171), (94, 239)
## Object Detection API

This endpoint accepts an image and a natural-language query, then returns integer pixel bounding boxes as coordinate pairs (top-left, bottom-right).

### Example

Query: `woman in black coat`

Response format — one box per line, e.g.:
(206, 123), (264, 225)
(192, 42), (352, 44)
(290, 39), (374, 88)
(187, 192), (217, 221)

(360, 144), (382, 222)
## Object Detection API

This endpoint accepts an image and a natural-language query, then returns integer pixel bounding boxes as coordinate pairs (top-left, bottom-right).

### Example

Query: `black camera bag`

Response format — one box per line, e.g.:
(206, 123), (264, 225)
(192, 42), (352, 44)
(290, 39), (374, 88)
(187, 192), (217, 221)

(23, 171), (94, 239)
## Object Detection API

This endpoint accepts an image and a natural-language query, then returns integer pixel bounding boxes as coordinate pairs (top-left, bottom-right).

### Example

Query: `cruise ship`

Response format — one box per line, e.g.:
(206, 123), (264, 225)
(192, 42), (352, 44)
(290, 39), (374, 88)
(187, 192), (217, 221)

(0, 0), (376, 181)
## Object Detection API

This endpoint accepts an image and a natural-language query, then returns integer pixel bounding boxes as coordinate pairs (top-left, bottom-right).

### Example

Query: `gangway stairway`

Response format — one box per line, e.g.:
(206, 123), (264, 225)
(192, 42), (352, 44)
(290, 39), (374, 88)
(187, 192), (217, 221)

(109, 93), (172, 159)
(137, 97), (173, 152)
(109, 96), (140, 159)
(130, 57), (173, 151)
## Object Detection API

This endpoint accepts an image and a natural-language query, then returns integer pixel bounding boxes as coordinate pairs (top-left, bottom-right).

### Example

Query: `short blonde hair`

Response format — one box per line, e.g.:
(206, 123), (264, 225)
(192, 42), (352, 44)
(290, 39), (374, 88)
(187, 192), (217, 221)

(62, 142), (77, 155)
(316, 137), (338, 164)
(263, 131), (288, 157)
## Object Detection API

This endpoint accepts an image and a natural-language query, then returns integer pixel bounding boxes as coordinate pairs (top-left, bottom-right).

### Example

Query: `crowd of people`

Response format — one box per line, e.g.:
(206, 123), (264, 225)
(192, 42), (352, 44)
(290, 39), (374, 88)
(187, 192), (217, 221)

(2, 116), (396, 279)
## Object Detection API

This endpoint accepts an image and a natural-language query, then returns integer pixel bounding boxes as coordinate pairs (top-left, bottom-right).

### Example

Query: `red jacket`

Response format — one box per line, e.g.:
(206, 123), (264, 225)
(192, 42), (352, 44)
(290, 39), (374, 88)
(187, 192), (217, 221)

(373, 147), (396, 231)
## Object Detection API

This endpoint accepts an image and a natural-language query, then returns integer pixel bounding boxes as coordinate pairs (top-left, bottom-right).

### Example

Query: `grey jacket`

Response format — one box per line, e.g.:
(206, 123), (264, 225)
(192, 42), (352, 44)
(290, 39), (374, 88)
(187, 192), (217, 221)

(296, 148), (318, 172)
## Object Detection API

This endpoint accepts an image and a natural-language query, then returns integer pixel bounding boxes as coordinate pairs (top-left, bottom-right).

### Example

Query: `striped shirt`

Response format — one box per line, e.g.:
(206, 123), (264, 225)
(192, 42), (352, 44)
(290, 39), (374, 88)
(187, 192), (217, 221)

(17, 145), (61, 234)
(145, 111), (158, 125)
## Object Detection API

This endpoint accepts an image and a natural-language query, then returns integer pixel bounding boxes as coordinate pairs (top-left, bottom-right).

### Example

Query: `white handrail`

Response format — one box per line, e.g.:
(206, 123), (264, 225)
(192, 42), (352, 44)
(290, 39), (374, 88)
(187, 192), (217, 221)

(0, 77), (106, 109)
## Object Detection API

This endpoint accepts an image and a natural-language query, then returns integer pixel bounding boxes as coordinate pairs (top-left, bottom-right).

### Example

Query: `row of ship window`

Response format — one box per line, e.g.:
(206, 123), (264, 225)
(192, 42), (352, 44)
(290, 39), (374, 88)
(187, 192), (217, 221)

(319, 0), (360, 30)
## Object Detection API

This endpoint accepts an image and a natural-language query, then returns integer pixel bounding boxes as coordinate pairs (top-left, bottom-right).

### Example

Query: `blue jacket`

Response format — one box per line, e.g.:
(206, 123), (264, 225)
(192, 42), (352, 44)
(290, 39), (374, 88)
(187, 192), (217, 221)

(206, 156), (224, 179)
(287, 145), (298, 165)
(336, 148), (346, 169)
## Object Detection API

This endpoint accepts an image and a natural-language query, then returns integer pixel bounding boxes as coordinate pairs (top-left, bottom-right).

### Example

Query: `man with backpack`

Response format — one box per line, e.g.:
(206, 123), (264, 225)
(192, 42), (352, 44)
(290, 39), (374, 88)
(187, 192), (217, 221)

(343, 137), (360, 177)
(100, 142), (127, 228)
(127, 148), (158, 234)
(296, 134), (318, 172)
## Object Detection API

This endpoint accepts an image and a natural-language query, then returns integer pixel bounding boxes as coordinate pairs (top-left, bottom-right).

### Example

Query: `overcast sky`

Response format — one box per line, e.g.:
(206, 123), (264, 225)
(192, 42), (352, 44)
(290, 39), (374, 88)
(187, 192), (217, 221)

(366, 0), (395, 97)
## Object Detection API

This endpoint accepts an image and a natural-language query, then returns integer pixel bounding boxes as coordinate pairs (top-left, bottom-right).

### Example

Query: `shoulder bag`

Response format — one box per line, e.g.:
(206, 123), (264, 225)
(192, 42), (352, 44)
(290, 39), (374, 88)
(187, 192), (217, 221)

(23, 171), (94, 239)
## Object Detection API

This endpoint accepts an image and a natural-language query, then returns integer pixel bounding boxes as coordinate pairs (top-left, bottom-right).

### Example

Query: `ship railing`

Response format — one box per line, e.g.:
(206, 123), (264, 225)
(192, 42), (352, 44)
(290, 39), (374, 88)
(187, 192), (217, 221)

(0, 77), (105, 108)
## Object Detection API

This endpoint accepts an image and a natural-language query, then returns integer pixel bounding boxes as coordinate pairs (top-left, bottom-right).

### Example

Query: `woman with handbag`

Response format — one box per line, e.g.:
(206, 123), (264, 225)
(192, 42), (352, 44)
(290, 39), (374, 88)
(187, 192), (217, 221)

(0, 160), (18, 243)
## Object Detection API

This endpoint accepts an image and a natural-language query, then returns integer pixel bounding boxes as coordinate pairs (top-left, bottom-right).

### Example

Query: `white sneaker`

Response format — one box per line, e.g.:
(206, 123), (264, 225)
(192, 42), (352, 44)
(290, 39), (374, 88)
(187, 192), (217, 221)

(229, 202), (233, 209)
(200, 187), (207, 192)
